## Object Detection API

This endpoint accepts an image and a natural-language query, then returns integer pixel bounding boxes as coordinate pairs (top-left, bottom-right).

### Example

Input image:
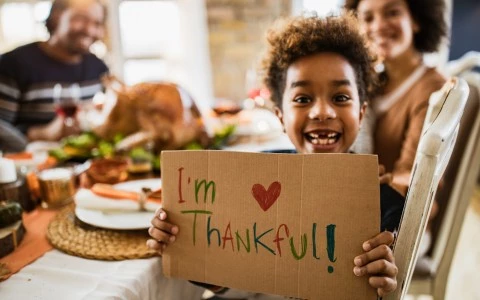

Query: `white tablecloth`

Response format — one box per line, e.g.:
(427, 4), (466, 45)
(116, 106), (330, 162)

(0, 250), (205, 300)
(0, 133), (292, 300)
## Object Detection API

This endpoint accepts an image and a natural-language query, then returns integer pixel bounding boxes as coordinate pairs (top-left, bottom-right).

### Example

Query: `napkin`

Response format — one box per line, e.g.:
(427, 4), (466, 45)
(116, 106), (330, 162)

(75, 188), (160, 212)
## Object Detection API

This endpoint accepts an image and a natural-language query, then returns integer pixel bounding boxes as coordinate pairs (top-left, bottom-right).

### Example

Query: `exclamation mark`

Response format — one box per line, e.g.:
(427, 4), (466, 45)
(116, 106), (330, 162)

(326, 224), (336, 273)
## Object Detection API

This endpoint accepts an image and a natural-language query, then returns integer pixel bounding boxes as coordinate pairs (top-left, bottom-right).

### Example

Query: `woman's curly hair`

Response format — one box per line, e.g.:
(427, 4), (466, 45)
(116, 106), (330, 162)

(261, 13), (376, 108)
(344, 0), (447, 53)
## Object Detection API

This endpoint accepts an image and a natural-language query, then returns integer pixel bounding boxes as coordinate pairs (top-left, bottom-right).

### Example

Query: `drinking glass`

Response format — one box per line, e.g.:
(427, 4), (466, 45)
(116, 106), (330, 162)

(53, 83), (81, 128)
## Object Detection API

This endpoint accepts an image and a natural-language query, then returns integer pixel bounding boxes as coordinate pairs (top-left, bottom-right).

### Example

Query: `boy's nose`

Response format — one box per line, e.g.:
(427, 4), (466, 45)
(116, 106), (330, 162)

(308, 100), (336, 121)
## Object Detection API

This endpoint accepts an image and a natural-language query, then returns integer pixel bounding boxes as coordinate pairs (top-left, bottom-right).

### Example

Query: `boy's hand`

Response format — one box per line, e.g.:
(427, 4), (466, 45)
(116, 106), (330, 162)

(378, 164), (392, 185)
(353, 231), (397, 297)
(146, 208), (179, 255)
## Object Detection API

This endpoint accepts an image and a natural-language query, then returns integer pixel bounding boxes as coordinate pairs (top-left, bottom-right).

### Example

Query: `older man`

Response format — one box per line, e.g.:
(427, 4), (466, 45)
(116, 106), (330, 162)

(0, 0), (108, 141)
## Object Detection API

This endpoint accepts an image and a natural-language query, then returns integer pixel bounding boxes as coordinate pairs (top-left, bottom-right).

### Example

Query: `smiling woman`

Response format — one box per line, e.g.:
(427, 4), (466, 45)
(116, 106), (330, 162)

(345, 0), (448, 195)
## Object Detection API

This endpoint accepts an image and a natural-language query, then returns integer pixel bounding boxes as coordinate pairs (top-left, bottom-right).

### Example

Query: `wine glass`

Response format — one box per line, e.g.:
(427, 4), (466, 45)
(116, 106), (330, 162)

(53, 83), (81, 137)
(53, 83), (81, 127)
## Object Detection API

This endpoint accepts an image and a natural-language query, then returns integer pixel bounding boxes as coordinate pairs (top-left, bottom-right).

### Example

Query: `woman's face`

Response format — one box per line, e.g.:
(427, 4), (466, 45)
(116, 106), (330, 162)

(356, 0), (419, 61)
(276, 52), (366, 154)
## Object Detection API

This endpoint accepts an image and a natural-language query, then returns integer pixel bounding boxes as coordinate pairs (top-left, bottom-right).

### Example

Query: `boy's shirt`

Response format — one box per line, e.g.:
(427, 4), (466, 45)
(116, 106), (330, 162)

(379, 183), (405, 232)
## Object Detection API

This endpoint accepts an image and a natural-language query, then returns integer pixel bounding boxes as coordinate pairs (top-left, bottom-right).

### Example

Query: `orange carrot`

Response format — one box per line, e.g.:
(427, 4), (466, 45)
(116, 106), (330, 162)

(4, 152), (33, 160)
(91, 183), (140, 200)
(91, 183), (162, 203)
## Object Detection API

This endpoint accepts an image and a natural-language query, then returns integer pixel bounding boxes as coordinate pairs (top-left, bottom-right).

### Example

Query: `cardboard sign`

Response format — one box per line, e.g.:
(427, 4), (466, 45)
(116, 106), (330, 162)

(162, 151), (379, 300)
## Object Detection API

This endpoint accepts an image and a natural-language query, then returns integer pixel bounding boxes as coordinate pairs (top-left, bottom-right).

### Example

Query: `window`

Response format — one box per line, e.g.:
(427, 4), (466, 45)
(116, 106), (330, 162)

(116, 0), (182, 85)
(108, 0), (214, 111)
(0, 1), (51, 53)
(292, 0), (344, 16)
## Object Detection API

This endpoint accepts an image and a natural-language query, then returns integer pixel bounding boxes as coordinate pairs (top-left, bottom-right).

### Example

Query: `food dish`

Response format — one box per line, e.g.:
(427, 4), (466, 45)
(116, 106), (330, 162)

(232, 109), (283, 139)
(74, 178), (161, 230)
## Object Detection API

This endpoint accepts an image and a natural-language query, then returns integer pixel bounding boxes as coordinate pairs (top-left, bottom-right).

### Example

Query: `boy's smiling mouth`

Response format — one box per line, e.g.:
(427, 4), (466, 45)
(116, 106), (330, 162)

(305, 130), (341, 147)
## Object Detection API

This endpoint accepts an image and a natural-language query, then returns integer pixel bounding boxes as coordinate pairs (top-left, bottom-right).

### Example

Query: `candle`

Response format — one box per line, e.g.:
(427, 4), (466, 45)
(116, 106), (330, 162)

(0, 158), (17, 184)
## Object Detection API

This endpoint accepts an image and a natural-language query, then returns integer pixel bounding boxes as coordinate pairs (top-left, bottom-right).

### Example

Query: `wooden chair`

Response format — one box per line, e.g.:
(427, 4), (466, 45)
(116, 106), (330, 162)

(408, 66), (480, 299)
(384, 77), (471, 300)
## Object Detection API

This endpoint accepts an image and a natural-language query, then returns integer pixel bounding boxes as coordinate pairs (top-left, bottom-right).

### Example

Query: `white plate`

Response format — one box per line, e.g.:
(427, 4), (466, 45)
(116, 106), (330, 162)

(75, 178), (161, 230)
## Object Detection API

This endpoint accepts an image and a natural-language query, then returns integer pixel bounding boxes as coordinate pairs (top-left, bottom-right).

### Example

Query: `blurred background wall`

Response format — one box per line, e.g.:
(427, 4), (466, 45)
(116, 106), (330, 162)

(205, 0), (290, 103)
(449, 0), (480, 61)
(0, 0), (464, 108)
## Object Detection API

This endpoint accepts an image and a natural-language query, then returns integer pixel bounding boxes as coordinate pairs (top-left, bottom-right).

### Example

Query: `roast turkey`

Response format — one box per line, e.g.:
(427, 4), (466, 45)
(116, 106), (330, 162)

(93, 77), (209, 151)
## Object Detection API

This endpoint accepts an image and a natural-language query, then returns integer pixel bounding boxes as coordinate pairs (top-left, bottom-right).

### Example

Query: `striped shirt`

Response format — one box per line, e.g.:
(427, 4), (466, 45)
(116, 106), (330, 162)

(0, 42), (108, 133)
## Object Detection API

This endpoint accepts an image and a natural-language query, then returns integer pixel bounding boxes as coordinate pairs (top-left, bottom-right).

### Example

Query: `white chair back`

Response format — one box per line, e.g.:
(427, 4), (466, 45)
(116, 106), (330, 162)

(384, 77), (470, 300)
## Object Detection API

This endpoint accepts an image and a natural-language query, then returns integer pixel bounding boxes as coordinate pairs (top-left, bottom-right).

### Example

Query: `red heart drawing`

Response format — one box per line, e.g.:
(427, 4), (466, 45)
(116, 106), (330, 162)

(251, 181), (281, 212)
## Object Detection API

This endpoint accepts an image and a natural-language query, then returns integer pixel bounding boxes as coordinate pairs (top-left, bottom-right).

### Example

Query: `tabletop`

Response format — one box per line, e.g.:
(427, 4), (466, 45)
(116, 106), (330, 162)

(0, 131), (293, 300)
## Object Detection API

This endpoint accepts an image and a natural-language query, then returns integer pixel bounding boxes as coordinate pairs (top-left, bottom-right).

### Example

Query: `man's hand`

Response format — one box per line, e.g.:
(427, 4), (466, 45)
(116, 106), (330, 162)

(27, 115), (81, 141)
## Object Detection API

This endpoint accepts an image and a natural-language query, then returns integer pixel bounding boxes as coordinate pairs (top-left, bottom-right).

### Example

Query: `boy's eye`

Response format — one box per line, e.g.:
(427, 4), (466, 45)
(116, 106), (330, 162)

(293, 96), (311, 104)
(333, 94), (351, 103)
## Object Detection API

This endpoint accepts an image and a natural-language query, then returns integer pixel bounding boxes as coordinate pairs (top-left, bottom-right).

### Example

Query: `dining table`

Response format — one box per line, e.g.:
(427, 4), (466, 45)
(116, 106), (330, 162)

(1, 250), (205, 300)
(0, 186), (206, 300)
(0, 130), (294, 300)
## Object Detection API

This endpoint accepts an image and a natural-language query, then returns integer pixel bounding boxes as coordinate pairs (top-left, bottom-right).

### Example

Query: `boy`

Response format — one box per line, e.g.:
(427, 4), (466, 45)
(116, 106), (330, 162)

(147, 14), (403, 298)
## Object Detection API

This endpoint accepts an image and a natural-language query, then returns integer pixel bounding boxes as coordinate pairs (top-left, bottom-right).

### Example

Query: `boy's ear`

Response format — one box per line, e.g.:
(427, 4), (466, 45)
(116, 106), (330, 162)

(274, 106), (285, 131)
(359, 102), (368, 124)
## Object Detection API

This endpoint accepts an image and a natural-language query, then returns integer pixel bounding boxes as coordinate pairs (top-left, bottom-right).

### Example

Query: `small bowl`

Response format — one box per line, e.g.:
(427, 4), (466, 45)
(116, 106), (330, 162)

(212, 105), (242, 116)
(86, 157), (128, 184)
(37, 168), (75, 208)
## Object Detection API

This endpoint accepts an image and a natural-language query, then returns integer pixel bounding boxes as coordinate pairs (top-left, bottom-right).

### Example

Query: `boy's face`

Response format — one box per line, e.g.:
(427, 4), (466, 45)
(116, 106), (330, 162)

(275, 52), (366, 154)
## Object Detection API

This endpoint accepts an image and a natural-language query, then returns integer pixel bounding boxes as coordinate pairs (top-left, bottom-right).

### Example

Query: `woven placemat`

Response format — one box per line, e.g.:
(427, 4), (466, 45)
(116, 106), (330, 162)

(47, 205), (158, 260)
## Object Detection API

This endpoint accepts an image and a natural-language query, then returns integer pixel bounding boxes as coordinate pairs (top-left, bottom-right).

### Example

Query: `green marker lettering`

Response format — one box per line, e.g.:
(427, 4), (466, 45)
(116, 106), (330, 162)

(195, 179), (216, 204)
(235, 229), (251, 253)
(289, 234), (307, 260)
(181, 210), (212, 245)
(253, 223), (275, 255)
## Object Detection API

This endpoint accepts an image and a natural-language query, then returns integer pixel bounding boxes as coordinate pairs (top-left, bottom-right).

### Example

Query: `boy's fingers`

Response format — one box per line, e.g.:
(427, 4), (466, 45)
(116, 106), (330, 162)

(379, 173), (392, 184)
(354, 259), (398, 277)
(363, 231), (394, 251)
(354, 244), (394, 267)
(146, 239), (161, 250)
(154, 207), (163, 217)
(151, 216), (179, 235)
(154, 208), (169, 221)
(146, 239), (167, 256)
(369, 277), (397, 296)
(378, 164), (386, 176)
(148, 226), (176, 243)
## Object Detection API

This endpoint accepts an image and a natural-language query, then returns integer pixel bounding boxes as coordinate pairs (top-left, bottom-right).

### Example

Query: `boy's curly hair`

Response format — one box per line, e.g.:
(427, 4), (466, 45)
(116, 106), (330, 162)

(261, 14), (376, 108)
(344, 0), (447, 53)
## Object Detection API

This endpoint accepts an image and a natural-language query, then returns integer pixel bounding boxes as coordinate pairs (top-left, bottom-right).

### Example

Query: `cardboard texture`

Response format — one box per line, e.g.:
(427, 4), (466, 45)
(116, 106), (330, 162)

(162, 150), (379, 300)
